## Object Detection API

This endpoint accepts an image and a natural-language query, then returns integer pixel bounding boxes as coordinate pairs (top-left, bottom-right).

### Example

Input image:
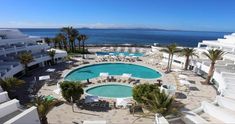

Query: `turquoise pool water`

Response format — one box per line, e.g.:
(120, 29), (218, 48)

(85, 84), (132, 98)
(65, 63), (162, 81)
(96, 52), (143, 57)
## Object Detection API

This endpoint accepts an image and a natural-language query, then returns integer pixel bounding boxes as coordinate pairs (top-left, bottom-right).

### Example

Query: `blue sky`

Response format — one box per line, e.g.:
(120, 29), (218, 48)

(0, 0), (235, 31)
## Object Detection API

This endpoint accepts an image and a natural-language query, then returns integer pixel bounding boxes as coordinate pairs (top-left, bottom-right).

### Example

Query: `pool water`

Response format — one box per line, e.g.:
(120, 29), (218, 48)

(65, 63), (162, 81)
(96, 52), (144, 57)
(85, 83), (132, 98)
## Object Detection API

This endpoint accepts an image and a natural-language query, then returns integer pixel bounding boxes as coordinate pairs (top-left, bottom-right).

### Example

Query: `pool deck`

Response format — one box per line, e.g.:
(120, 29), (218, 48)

(36, 47), (217, 124)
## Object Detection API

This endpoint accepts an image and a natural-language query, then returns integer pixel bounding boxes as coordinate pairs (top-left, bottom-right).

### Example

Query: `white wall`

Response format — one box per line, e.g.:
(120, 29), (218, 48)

(0, 99), (20, 118)
(4, 106), (40, 124)
(0, 91), (10, 103)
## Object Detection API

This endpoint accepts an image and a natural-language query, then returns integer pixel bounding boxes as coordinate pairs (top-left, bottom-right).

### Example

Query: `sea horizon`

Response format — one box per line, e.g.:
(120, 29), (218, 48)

(17, 28), (231, 47)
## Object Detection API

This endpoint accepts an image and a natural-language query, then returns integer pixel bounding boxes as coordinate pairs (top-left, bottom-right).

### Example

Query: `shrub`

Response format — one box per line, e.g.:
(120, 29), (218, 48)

(60, 81), (84, 102)
(132, 84), (159, 104)
(142, 89), (174, 116)
(132, 83), (175, 116)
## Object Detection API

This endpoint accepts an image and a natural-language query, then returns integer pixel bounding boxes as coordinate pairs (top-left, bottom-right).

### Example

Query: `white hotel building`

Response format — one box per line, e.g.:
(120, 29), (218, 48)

(0, 29), (67, 123)
(158, 33), (235, 123)
(0, 29), (67, 78)
(159, 32), (235, 95)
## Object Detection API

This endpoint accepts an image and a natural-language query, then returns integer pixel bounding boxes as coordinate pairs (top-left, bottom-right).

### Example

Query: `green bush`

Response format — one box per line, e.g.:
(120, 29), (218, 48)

(143, 89), (174, 116)
(132, 84), (159, 104)
(132, 84), (175, 116)
(60, 81), (84, 102)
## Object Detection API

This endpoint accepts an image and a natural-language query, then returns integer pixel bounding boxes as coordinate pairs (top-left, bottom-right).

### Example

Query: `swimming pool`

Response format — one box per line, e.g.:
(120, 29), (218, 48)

(96, 52), (144, 57)
(85, 83), (132, 98)
(65, 63), (162, 81)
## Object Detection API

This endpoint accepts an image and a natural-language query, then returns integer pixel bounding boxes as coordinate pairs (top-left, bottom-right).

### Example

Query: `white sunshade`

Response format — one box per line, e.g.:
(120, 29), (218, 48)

(131, 47), (136, 53)
(116, 47), (121, 52)
(124, 47), (129, 52)
(179, 79), (190, 86)
(122, 73), (132, 78)
(116, 98), (129, 108)
(46, 68), (55, 72)
(179, 74), (188, 79)
(39, 75), (50, 81)
(99, 72), (109, 77)
(85, 96), (99, 103)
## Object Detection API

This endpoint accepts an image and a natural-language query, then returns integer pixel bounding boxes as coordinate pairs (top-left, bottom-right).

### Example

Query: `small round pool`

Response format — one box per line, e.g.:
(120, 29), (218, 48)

(65, 63), (162, 81)
(96, 52), (143, 57)
(85, 83), (132, 98)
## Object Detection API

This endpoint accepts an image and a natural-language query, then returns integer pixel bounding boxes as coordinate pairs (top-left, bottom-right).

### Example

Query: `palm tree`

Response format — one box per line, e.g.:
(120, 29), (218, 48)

(79, 34), (88, 58)
(54, 35), (63, 49)
(60, 81), (84, 103)
(180, 48), (198, 70)
(57, 33), (67, 51)
(142, 90), (174, 116)
(77, 35), (82, 50)
(18, 52), (34, 75)
(47, 50), (56, 65)
(132, 88), (175, 124)
(51, 38), (58, 48)
(0, 77), (25, 98)
(160, 44), (180, 72)
(32, 96), (60, 124)
(44, 37), (51, 46)
(202, 49), (225, 84)
(61, 27), (79, 52)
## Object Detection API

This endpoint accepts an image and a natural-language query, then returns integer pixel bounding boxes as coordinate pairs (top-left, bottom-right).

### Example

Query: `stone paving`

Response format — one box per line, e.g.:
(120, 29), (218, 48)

(34, 49), (217, 124)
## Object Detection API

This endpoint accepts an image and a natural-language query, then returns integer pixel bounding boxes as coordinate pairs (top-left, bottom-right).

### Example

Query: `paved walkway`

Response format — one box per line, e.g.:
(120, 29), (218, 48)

(34, 52), (217, 124)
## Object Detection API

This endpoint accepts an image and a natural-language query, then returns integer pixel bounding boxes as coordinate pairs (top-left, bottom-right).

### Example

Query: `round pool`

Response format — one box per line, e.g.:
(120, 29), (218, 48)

(85, 83), (132, 98)
(65, 63), (162, 81)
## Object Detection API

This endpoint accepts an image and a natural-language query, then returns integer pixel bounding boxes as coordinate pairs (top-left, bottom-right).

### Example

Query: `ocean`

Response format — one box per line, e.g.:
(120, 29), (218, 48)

(19, 28), (231, 47)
